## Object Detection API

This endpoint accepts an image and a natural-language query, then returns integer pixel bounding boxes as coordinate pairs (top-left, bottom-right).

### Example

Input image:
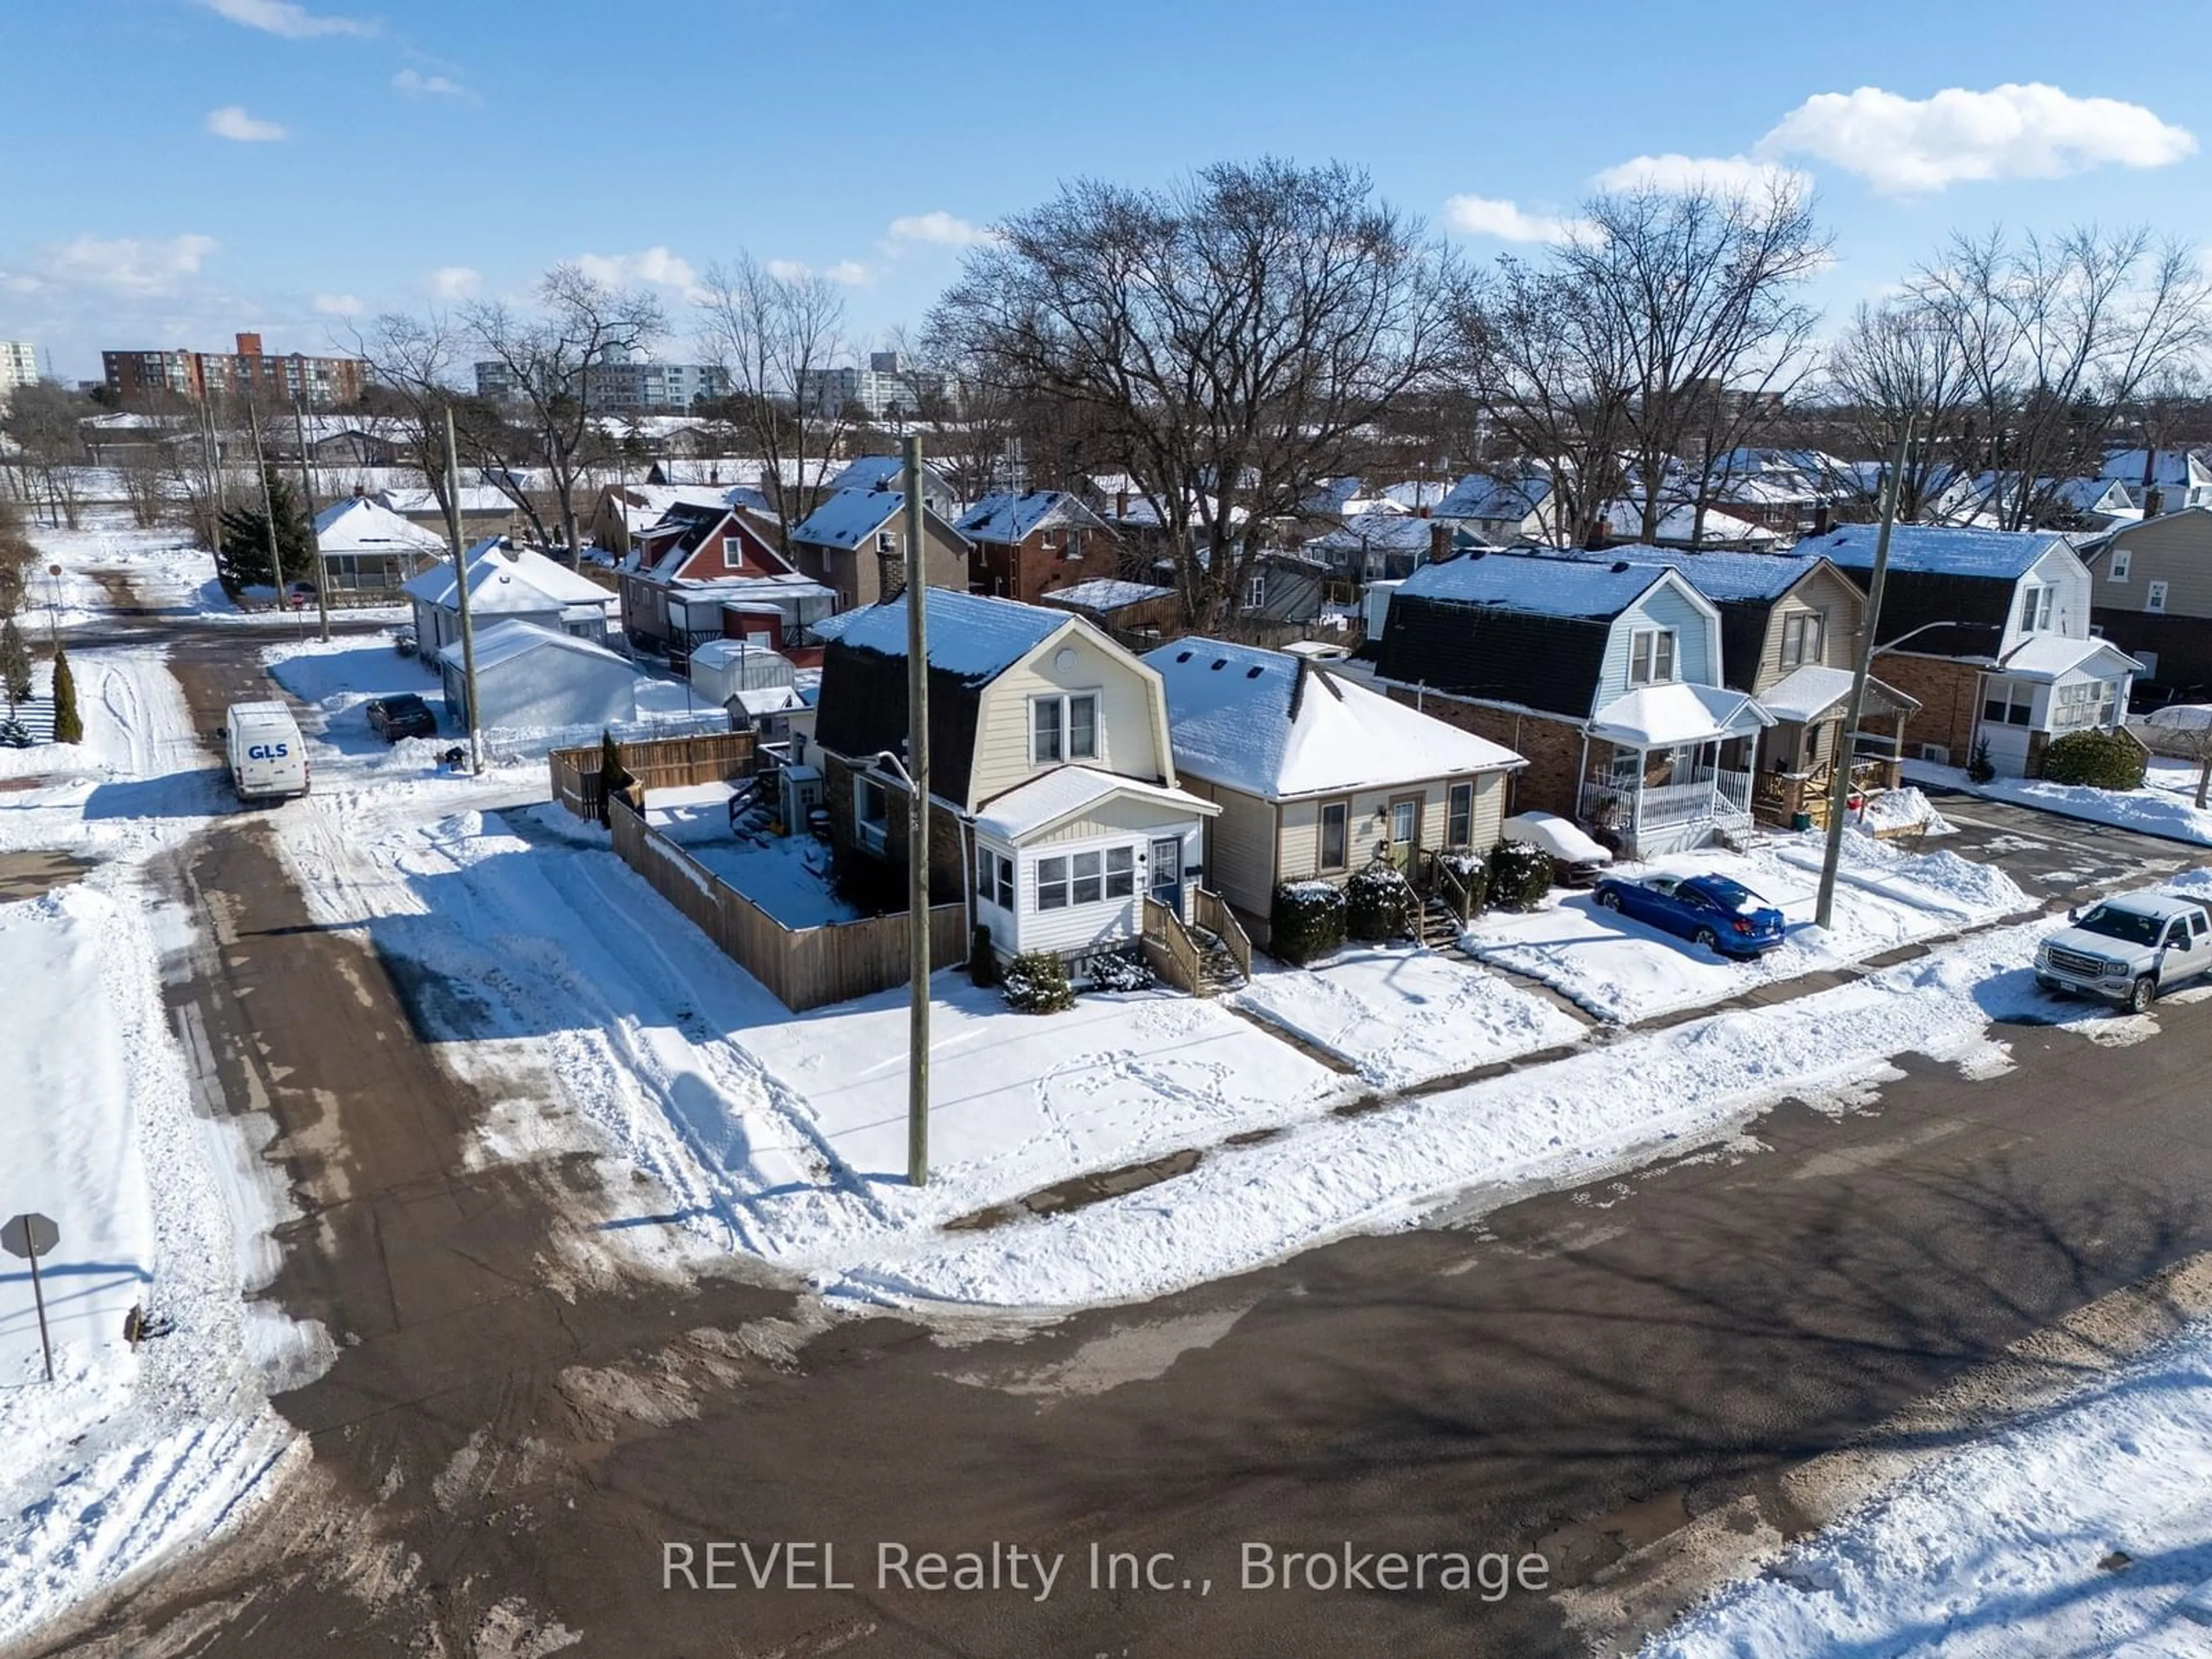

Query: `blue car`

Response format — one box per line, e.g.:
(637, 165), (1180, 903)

(1592, 872), (1786, 957)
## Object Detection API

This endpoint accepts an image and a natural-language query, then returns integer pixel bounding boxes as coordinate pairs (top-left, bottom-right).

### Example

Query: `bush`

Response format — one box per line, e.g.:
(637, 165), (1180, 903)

(1486, 839), (1553, 911)
(1438, 850), (1490, 917)
(1001, 950), (1074, 1014)
(1269, 881), (1347, 964)
(968, 924), (998, 988)
(1966, 736), (1995, 785)
(2040, 728), (2146, 791)
(1344, 861), (1418, 942)
(1086, 950), (1153, 993)
(50, 647), (81, 744)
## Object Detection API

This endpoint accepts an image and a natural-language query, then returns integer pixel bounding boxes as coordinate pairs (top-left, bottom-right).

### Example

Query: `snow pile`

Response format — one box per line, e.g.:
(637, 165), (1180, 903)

(1906, 757), (2212, 847)
(1646, 1321), (2212, 1658)
(1234, 945), (1582, 1088)
(1464, 839), (2025, 1024)
(1858, 785), (1952, 837)
(0, 879), (319, 1646)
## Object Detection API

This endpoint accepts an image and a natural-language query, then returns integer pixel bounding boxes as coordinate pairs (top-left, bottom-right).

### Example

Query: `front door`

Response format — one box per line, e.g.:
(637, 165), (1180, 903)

(1388, 796), (1421, 872)
(1150, 836), (1184, 917)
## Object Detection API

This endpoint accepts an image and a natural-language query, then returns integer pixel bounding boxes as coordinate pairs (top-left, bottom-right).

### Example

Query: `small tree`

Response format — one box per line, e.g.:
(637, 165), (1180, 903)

(1967, 736), (1996, 785)
(2040, 729), (2146, 791)
(215, 471), (312, 596)
(50, 647), (81, 743)
(2143, 704), (2212, 808)
(1001, 950), (1074, 1014)
(0, 618), (28, 706)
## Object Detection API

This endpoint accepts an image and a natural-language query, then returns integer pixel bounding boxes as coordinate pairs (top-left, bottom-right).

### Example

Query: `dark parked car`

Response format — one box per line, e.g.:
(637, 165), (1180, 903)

(1593, 872), (1786, 957)
(283, 579), (319, 611)
(366, 692), (439, 742)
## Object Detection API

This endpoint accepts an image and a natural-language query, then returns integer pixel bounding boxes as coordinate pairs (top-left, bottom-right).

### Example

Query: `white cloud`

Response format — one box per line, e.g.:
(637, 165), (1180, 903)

(392, 68), (467, 97)
(24, 234), (221, 296)
(886, 211), (996, 248)
(1592, 153), (1810, 196)
(1757, 82), (2196, 194)
(1442, 194), (1587, 244)
(573, 247), (698, 290)
(425, 266), (481, 300)
(206, 105), (287, 142)
(311, 293), (362, 316)
(766, 258), (871, 287)
(200, 0), (373, 39)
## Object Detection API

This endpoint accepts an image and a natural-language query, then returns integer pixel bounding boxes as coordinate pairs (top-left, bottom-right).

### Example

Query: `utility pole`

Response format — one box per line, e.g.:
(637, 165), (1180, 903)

(442, 407), (484, 775)
(1816, 412), (1915, 930)
(244, 394), (295, 632)
(902, 433), (931, 1188)
(290, 396), (331, 642)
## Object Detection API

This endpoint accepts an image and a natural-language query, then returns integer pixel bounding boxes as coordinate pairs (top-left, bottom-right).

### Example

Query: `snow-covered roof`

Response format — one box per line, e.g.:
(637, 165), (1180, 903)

(1396, 550), (1673, 619)
(1587, 681), (1771, 747)
(955, 490), (1109, 544)
(313, 496), (445, 553)
(1556, 545), (1823, 603)
(1435, 472), (1552, 522)
(376, 486), (514, 516)
(620, 482), (774, 520)
(1597, 499), (1782, 546)
(402, 539), (615, 612)
(1997, 635), (2141, 681)
(828, 453), (953, 497)
(1379, 480), (1452, 511)
(437, 618), (632, 673)
(1145, 637), (1522, 800)
(791, 486), (966, 550)
(733, 684), (805, 717)
(1045, 578), (1173, 613)
(972, 764), (1216, 842)
(2100, 449), (2211, 488)
(829, 589), (1070, 683)
(1806, 522), (2070, 580)
(1308, 513), (1440, 553)
(1756, 664), (1859, 723)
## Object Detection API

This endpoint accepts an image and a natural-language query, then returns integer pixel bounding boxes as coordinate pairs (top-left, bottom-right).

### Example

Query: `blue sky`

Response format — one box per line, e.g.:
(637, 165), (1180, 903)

(5, 0), (2210, 382)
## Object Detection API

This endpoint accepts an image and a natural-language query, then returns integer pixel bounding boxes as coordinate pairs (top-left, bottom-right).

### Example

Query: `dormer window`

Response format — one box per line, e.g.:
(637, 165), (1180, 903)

(2018, 582), (2054, 632)
(1030, 692), (1100, 764)
(1628, 627), (1677, 686)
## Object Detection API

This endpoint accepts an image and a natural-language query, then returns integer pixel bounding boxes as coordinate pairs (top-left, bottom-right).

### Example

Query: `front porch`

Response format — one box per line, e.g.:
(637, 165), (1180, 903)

(1573, 680), (1771, 858)
(1750, 664), (1920, 830)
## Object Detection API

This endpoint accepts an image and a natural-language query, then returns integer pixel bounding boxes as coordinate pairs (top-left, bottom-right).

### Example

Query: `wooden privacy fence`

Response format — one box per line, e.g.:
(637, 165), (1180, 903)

(550, 729), (757, 820)
(608, 795), (967, 1011)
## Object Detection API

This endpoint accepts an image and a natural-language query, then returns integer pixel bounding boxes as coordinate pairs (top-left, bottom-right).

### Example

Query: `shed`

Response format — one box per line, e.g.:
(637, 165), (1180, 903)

(438, 619), (645, 734)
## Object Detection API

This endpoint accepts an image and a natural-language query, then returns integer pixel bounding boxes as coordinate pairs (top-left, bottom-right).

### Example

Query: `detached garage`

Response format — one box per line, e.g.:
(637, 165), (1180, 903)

(440, 619), (647, 734)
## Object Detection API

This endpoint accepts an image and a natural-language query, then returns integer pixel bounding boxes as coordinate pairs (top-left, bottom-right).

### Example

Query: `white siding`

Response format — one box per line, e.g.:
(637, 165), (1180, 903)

(1998, 545), (2096, 654)
(1009, 819), (1203, 955)
(966, 627), (1171, 810)
(1597, 578), (1722, 705)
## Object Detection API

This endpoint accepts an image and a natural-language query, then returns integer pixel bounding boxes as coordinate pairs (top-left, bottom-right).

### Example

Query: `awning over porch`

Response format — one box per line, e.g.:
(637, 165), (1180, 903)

(973, 765), (1219, 843)
(1586, 681), (1771, 749)
(1995, 634), (2142, 683)
(1758, 662), (1920, 725)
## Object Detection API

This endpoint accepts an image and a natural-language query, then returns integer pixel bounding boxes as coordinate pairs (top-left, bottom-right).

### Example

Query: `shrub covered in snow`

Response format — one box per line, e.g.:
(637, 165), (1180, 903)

(1085, 950), (1154, 993)
(1001, 950), (1075, 1014)
(1438, 850), (1490, 916)
(2040, 728), (2146, 791)
(1270, 880), (1347, 964)
(1486, 839), (1552, 911)
(1344, 862), (1418, 942)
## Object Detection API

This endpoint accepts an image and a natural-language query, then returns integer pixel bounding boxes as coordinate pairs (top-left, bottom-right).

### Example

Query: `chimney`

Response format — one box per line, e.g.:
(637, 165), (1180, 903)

(1428, 521), (1450, 565)
(2147, 484), (2166, 518)
(1116, 488), (1130, 519)
(1811, 501), (1832, 536)
(1416, 505), (1431, 519)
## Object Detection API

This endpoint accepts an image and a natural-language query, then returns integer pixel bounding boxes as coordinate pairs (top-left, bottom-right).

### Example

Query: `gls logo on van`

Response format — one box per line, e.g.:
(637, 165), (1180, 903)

(247, 743), (291, 760)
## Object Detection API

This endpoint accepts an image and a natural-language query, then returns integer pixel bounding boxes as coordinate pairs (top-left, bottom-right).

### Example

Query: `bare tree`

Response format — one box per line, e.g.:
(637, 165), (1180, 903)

(695, 254), (854, 550)
(463, 264), (665, 560)
(930, 158), (1460, 627)
(350, 310), (468, 515)
(1908, 226), (2212, 529)
(2, 383), (91, 529)
(1825, 301), (1978, 522)
(1558, 179), (1830, 546)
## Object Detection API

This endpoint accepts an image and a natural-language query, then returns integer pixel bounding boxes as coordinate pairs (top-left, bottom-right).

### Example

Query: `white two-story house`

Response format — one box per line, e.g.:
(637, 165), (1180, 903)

(809, 590), (1221, 978)
(1372, 550), (1772, 857)
(1802, 523), (2138, 778)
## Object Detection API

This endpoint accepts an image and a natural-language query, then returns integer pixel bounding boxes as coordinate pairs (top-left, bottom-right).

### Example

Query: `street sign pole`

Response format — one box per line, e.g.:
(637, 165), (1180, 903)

(3, 1212), (60, 1383)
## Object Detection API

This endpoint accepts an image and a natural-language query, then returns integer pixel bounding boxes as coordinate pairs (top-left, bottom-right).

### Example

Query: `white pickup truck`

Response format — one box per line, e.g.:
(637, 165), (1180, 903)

(2035, 889), (2212, 1012)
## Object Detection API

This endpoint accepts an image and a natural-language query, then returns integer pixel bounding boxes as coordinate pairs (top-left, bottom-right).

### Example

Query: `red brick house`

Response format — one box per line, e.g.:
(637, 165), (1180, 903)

(954, 490), (1122, 604)
(619, 501), (798, 653)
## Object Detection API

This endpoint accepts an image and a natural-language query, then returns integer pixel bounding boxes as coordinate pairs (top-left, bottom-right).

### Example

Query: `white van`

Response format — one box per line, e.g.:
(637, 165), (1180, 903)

(224, 700), (310, 804)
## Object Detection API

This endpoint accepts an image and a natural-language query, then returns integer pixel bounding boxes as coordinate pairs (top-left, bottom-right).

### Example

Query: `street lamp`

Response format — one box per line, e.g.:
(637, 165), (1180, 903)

(44, 564), (60, 647)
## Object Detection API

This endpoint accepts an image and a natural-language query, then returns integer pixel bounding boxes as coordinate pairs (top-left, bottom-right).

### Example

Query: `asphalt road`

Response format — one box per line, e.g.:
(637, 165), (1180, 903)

(20, 631), (2212, 1659)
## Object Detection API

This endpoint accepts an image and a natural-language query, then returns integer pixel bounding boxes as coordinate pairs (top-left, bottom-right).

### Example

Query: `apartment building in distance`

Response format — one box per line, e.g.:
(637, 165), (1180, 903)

(0, 340), (39, 403)
(796, 351), (949, 421)
(102, 332), (366, 408)
(473, 353), (730, 412)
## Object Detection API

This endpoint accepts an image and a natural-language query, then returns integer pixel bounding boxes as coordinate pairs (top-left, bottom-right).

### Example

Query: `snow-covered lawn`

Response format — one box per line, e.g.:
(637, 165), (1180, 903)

(646, 784), (861, 929)
(1461, 833), (2028, 1024)
(1646, 1319), (2212, 1658)
(1907, 756), (2212, 847)
(1233, 945), (1584, 1088)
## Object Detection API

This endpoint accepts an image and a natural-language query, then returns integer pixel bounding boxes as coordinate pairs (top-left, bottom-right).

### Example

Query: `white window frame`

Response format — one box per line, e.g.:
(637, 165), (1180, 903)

(1105, 844), (1135, 899)
(2019, 582), (2054, 632)
(1245, 574), (1267, 610)
(2108, 548), (2132, 582)
(1318, 798), (1350, 872)
(1781, 611), (1825, 668)
(1070, 849), (1104, 906)
(1446, 780), (1475, 849)
(1028, 691), (1102, 766)
(1036, 855), (1070, 911)
(975, 847), (1014, 911)
(854, 774), (889, 854)
(1628, 627), (1677, 686)
(2148, 579), (2169, 614)
(874, 530), (896, 554)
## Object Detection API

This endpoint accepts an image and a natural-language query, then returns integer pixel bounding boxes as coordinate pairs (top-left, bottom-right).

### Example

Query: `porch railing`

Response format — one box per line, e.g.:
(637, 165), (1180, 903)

(1142, 896), (1202, 994)
(1418, 847), (1478, 923)
(1579, 768), (1755, 839)
(1191, 888), (1252, 983)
